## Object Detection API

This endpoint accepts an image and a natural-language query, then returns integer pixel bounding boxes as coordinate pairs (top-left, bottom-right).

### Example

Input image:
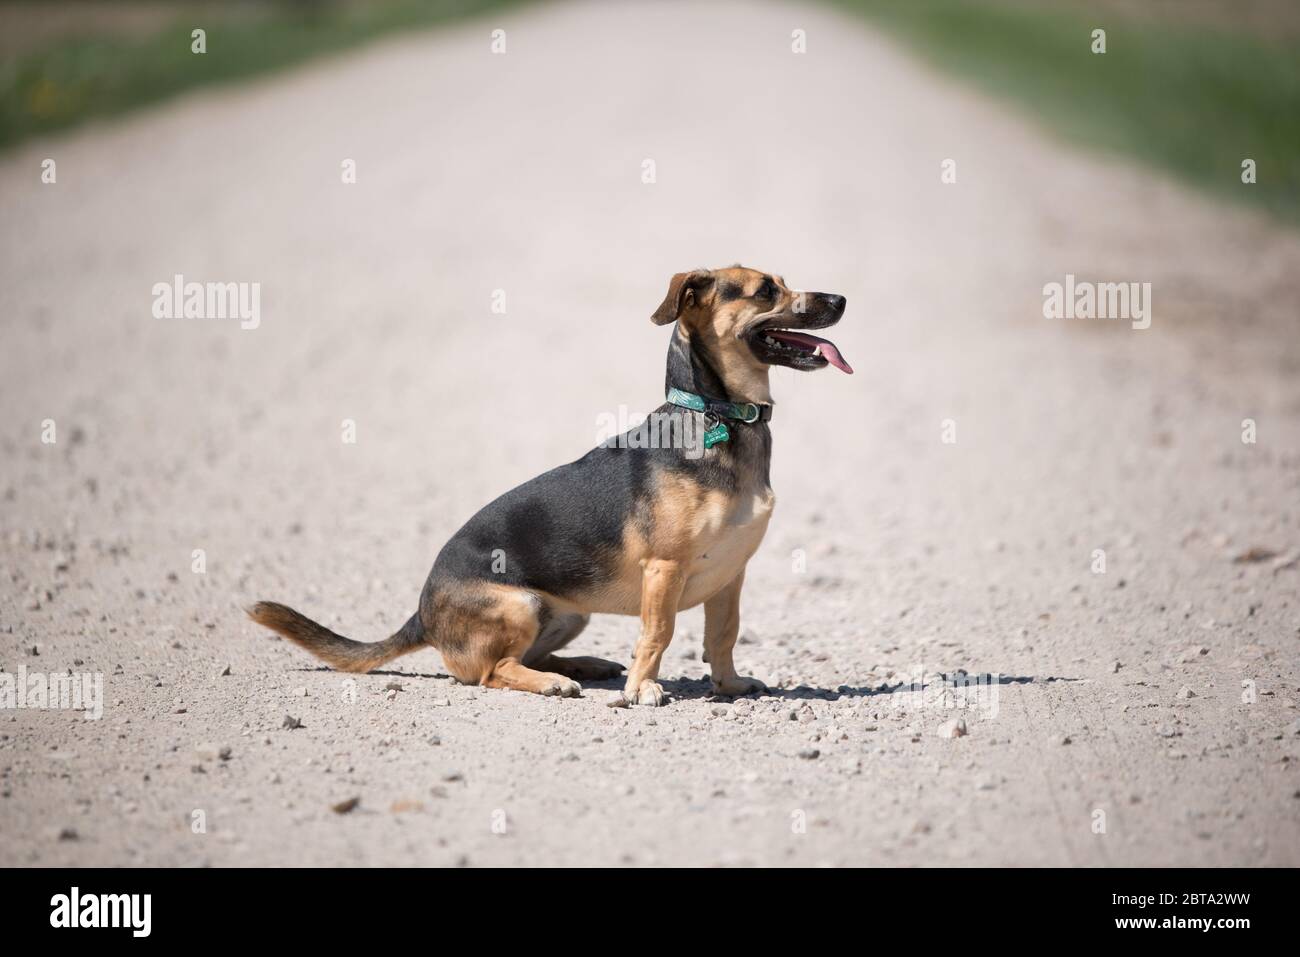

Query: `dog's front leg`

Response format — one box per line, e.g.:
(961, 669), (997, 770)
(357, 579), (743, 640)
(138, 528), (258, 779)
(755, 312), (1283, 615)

(703, 570), (768, 697)
(623, 558), (686, 706)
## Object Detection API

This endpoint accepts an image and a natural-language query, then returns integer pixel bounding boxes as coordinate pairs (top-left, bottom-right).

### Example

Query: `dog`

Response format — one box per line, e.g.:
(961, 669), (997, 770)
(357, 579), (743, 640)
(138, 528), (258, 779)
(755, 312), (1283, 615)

(249, 266), (850, 705)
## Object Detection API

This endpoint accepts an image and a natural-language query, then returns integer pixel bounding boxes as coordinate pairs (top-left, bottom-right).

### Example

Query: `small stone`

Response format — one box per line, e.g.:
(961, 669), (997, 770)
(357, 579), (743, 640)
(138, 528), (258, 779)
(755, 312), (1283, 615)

(385, 680), (404, 692)
(217, 663), (231, 677)
(282, 715), (303, 730)
(936, 718), (967, 739)
(1176, 686), (1196, 700)
(606, 695), (630, 709)
(1233, 546), (1278, 564)
(797, 748), (820, 760)
(292, 686), (308, 697)
(331, 797), (360, 814)
(1111, 660), (1123, 674)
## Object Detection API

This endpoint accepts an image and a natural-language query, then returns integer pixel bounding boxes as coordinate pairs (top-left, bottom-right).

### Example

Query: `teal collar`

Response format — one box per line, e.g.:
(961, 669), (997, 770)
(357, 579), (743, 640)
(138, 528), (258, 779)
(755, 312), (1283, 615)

(665, 387), (772, 448)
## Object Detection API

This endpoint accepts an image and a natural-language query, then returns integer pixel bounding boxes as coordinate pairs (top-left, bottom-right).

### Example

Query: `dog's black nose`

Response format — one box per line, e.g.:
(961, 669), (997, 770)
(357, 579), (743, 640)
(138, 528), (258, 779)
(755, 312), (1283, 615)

(824, 294), (846, 313)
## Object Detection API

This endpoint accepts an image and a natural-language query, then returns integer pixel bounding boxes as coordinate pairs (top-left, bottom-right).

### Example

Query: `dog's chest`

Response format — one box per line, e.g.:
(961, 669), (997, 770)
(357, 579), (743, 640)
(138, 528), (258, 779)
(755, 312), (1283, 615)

(580, 476), (776, 615)
(676, 483), (775, 607)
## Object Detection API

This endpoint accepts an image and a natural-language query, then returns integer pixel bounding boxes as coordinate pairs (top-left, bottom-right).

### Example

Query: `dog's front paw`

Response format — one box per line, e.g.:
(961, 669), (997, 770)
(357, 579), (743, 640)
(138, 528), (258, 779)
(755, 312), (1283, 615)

(624, 679), (666, 707)
(711, 674), (768, 697)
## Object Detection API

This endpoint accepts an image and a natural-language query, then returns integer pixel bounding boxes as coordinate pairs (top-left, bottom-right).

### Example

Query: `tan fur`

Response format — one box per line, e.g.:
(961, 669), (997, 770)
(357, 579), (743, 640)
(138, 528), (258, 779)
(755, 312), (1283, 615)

(622, 558), (688, 706)
(703, 571), (763, 695)
(567, 471), (774, 619)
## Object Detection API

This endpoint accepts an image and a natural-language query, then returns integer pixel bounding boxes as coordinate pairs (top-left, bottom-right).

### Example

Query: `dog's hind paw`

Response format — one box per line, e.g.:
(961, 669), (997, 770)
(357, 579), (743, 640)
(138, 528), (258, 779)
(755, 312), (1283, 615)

(540, 675), (583, 698)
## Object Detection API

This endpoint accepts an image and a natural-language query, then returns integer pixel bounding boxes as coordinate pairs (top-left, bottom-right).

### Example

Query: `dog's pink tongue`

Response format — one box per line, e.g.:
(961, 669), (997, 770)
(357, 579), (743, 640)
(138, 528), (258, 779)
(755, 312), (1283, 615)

(769, 331), (854, 374)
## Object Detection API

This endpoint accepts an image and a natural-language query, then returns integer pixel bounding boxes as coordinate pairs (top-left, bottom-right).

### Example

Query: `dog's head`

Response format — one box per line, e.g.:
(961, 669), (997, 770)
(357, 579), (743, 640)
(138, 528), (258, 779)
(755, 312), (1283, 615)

(652, 266), (851, 379)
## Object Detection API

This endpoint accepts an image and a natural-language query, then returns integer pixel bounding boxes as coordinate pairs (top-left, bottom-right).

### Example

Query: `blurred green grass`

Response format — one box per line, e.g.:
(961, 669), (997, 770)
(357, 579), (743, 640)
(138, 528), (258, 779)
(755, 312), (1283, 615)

(0, 0), (523, 149)
(838, 0), (1300, 224)
(2, 0), (1298, 226)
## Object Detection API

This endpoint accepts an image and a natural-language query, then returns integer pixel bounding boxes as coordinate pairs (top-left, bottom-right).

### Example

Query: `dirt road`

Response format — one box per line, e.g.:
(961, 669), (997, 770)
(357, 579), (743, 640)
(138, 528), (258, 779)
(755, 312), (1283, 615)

(2, 0), (1298, 866)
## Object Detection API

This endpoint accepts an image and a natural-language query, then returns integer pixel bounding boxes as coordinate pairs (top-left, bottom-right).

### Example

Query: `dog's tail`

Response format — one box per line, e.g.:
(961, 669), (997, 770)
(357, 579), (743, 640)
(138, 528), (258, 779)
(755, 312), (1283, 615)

(247, 601), (425, 673)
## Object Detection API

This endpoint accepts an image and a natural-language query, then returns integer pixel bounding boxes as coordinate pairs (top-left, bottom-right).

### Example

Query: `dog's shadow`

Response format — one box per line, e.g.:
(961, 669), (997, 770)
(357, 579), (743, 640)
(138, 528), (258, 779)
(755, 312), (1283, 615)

(291, 666), (1078, 703)
(576, 671), (1079, 703)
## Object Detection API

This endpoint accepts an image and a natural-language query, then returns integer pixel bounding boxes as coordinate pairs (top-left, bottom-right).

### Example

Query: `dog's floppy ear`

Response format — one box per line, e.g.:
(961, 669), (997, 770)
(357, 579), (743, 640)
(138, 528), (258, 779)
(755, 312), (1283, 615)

(651, 270), (713, 325)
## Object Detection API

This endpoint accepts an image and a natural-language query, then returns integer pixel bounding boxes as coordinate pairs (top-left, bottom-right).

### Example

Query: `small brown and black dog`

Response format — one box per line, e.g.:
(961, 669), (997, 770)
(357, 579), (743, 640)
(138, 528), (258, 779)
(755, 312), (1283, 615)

(249, 266), (850, 705)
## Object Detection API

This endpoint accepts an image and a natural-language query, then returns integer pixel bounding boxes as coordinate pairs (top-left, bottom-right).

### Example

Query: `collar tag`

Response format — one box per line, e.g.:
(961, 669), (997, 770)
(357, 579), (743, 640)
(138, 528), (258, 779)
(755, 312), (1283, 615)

(702, 422), (730, 448)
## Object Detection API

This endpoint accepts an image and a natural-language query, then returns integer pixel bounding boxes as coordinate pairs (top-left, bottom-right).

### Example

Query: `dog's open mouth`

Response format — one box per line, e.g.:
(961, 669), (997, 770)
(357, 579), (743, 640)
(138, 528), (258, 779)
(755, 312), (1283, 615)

(765, 329), (852, 373)
(748, 326), (853, 374)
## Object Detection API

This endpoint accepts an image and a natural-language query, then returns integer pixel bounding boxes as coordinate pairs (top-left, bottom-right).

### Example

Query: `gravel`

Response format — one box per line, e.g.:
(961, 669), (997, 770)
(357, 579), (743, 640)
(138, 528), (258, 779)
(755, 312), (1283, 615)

(1, 0), (1297, 867)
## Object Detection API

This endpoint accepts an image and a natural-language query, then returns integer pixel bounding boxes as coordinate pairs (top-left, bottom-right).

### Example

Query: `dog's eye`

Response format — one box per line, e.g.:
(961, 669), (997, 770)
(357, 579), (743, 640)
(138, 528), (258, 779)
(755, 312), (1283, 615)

(754, 280), (776, 301)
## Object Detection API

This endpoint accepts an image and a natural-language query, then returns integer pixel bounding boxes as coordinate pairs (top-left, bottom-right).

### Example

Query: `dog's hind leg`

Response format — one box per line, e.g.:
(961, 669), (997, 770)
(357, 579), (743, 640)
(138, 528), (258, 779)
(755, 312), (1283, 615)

(486, 657), (582, 697)
(432, 584), (582, 698)
(523, 613), (625, 680)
